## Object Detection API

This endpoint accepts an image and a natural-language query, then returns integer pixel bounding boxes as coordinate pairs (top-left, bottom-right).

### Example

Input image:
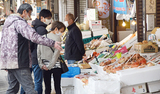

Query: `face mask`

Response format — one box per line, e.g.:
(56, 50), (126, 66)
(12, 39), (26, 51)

(63, 21), (69, 27)
(44, 19), (51, 25)
(24, 12), (30, 20)
(56, 31), (62, 36)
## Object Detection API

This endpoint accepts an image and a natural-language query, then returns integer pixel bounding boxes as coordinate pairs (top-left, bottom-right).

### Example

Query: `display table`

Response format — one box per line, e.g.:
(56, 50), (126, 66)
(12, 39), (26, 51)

(89, 61), (160, 93)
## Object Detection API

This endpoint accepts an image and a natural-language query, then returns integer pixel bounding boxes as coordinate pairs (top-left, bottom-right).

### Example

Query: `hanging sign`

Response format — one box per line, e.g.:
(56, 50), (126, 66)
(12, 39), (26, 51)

(114, 0), (127, 14)
(95, 0), (111, 31)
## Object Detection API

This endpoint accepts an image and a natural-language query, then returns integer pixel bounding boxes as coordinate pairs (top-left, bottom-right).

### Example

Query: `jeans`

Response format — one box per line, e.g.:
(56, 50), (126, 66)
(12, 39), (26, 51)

(43, 68), (62, 94)
(67, 60), (76, 64)
(6, 68), (37, 94)
(20, 64), (43, 94)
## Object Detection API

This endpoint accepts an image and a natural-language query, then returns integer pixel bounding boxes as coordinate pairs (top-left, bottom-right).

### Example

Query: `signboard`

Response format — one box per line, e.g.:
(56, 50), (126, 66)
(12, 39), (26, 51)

(41, 1), (47, 9)
(37, 7), (41, 13)
(114, 0), (127, 14)
(146, 0), (156, 13)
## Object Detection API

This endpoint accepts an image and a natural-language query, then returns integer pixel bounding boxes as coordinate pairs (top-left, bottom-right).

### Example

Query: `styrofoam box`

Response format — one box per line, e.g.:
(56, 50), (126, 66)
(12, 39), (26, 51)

(92, 28), (108, 36)
(121, 83), (147, 94)
(81, 30), (92, 39)
(62, 86), (74, 94)
(81, 69), (93, 74)
(89, 20), (102, 30)
(74, 78), (88, 94)
(116, 65), (160, 86)
(147, 80), (160, 93)
(87, 9), (98, 21)
(61, 78), (74, 87)
(74, 77), (108, 94)
(88, 77), (120, 94)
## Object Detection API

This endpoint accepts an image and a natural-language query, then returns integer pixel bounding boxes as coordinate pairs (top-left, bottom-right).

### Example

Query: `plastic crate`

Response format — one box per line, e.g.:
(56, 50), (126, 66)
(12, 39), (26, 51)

(93, 35), (102, 39)
(83, 37), (93, 44)
(61, 67), (80, 78)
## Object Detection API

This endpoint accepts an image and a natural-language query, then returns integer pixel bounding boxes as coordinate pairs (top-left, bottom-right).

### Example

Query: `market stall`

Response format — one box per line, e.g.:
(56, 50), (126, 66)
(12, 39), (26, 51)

(72, 32), (160, 94)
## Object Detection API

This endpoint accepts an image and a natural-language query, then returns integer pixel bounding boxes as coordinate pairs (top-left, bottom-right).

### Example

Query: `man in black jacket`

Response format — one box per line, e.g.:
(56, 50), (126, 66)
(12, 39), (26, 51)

(20, 9), (52, 94)
(64, 13), (85, 64)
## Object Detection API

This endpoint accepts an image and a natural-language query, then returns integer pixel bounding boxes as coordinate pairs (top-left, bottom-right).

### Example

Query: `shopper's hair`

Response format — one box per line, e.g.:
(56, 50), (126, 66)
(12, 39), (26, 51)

(67, 13), (75, 21)
(39, 9), (52, 20)
(17, 3), (33, 14)
(10, 9), (14, 13)
(51, 21), (66, 32)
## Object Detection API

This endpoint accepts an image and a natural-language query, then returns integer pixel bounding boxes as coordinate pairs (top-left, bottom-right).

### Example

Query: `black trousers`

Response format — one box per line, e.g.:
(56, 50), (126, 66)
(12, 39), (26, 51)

(43, 68), (62, 94)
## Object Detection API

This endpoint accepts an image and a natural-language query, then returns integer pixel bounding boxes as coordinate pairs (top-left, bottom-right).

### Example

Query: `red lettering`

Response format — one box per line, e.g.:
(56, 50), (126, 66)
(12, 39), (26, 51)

(132, 88), (136, 93)
(119, 0), (124, 2)
(122, 8), (125, 11)
(98, 11), (103, 16)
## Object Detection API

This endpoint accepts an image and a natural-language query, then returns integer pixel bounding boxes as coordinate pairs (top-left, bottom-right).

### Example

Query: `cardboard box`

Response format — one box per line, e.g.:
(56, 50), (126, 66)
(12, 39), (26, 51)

(117, 26), (126, 31)
(151, 27), (160, 34)
(121, 83), (147, 94)
(134, 42), (158, 53)
(117, 30), (133, 42)
(78, 63), (91, 69)
(89, 20), (102, 30)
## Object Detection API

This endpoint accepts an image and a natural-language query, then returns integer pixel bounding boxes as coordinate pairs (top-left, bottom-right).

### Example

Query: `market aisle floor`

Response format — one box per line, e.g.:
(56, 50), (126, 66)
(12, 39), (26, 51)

(0, 70), (56, 94)
(0, 70), (9, 94)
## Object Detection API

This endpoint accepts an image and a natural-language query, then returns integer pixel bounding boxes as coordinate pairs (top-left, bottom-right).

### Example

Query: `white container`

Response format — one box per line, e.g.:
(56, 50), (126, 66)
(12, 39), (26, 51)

(121, 83), (147, 94)
(88, 76), (120, 94)
(81, 30), (92, 39)
(117, 31), (134, 42)
(116, 65), (160, 86)
(92, 28), (108, 37)
(147, 80), (160, 93)
(89, 20), (102, 30)
(61, 78), (74, 87)
(87, 9), (98, 21)
(62, 86), (74, 94)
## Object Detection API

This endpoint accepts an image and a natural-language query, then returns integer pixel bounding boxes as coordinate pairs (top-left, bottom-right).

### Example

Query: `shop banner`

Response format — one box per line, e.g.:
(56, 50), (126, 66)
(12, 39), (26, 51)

(114, 0), (127, 14)
(37, 7), (41, 13)
(95, 0), (111, 31)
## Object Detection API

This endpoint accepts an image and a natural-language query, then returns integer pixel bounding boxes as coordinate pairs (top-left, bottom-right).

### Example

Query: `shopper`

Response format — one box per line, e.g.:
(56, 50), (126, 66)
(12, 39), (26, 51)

(37, 21), (66, 94)
(10, 9), (14, 14)
(0, 3), (62, 94)
(20, 9), (52, 94)
(64, 13), (85, 64)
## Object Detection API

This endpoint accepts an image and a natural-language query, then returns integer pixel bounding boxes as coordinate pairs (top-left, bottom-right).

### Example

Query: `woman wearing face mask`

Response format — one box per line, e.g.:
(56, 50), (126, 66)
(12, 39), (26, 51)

(37, 21), (66, 94)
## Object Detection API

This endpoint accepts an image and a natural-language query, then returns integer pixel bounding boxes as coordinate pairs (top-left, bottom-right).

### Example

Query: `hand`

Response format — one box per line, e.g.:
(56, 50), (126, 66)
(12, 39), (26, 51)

(54, 41), (62, 51)
(42, 65), (49, 71)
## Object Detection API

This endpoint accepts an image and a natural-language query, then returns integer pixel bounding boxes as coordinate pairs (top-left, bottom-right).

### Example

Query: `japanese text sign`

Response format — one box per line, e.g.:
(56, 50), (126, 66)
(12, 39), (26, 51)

(114, 0), (127, 14)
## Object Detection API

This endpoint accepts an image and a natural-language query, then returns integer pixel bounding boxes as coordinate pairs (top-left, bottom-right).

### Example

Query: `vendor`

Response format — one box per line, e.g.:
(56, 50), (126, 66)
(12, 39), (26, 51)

(64, 13), (85, 64)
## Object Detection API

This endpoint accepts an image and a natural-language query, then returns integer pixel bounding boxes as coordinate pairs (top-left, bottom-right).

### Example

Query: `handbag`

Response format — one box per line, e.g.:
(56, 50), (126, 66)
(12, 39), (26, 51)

(46, 34), (69, 73)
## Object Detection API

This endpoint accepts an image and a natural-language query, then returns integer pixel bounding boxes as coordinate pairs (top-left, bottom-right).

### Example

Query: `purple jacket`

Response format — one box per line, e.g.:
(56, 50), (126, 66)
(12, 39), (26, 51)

(0, 14), (55, 69)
